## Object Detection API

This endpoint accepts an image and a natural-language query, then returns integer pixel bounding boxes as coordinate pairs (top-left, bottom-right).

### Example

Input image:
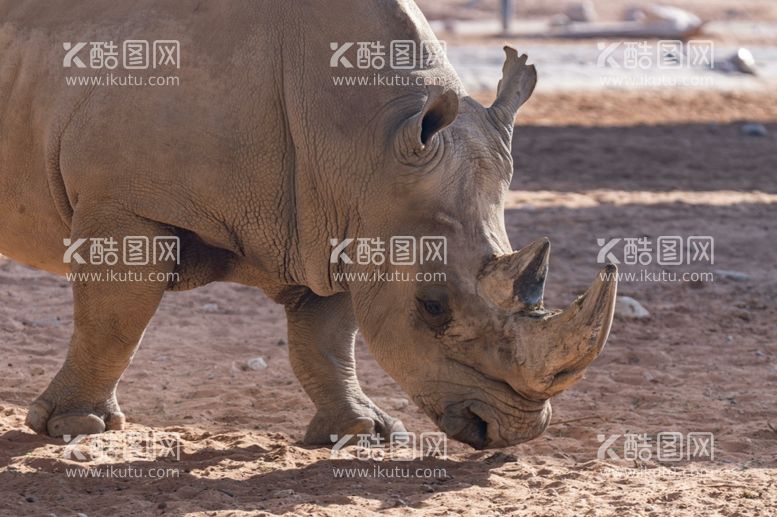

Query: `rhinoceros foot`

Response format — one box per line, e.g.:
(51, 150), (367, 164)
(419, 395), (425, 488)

(26, 394), (126, 437)
(303, 397), (406, 446)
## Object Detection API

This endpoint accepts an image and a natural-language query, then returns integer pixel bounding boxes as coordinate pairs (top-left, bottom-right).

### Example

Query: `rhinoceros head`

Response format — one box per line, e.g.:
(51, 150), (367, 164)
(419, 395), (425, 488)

(347, 48), (618, 449)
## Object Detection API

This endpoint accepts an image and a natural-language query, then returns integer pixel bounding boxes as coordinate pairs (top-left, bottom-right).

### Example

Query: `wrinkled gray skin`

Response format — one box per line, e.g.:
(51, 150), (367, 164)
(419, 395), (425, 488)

(0, 0), (616, 449)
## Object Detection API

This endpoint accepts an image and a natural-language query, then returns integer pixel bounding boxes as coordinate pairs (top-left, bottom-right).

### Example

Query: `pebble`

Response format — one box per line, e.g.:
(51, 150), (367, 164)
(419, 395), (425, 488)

(614, 296), (650, 319)
(21, 317), (62, 328)
(729, 48), (757, 74)
(391, 398), (409, 410)
(201, 303), (220, 313)
(565, 1), (597, 22)
(713, 269), (751, 281)
(273, 489), (295, 498)
(246, 357), (268, 370)
(740, 123), (767, 137)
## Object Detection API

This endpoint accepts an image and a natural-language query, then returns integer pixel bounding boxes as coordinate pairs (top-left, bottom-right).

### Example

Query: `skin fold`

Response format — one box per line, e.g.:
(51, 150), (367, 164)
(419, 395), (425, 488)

(0, 0), (616, 449)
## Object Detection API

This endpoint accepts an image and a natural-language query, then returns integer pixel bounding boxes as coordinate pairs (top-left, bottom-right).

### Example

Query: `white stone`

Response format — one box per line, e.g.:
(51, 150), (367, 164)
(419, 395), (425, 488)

(615, 296), (650, 319)
(730, 48), (757, 75)
(713, 269), (751, 281)
(740, 123), (767, 137)
(246, 356), (268, 370)
(565, 2), (597, 23)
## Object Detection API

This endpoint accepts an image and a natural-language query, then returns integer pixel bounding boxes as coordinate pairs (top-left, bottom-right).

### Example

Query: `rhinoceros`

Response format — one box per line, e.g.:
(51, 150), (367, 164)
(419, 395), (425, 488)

(0, 0), (616, 449)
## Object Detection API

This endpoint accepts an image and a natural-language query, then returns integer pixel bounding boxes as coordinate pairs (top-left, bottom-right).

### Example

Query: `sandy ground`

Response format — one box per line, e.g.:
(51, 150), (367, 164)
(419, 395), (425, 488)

(1, 86), (776, 516)
(416, 0), (777, 26)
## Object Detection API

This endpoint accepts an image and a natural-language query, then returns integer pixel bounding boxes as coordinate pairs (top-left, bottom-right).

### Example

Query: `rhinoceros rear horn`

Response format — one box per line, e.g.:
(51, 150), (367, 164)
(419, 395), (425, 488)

(395, 86), (459, 161)
(489, 47), (537, 131)
(477, 237), (550, 311)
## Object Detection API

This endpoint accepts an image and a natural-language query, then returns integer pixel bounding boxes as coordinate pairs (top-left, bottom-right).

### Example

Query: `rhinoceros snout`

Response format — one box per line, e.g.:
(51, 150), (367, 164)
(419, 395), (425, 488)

(438, 398), (551, 449)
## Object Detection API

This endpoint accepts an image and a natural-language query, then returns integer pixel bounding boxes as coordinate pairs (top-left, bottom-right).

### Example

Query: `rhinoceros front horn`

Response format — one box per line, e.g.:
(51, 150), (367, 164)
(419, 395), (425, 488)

(478, 238), (619, 400)
(477, 237), (550, 311)
(513, 264), (618, 400)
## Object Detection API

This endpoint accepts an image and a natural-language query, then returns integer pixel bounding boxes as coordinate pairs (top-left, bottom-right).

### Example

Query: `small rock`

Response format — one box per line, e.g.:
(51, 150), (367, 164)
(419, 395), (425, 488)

(729, 48), (757, 74)
(276, 339), (286, 346)
(24, 495), (35, 503)
(623, 5), (701, 32)
(565, 1), (597, 22)
(394, 497), (408, 507)
(201, 303), (220, 313)
(624, 6), (645, 21)
(740, 123), (767, 137)
(246, 357), (268, 370)
(21, 317), (62, 328)
(392, 398), (409, 410)
(615, 296), (650, 319)
(714, 269), (751, 281)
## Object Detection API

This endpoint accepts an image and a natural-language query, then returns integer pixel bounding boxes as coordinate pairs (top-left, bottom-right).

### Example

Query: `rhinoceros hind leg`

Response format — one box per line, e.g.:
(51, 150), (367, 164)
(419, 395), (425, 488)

(285, 291), (405, 445)
(25, 208), (174, 437)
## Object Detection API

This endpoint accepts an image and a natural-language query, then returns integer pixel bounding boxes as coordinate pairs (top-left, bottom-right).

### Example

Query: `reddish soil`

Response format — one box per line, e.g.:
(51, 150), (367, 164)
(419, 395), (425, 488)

(1, 89), (776, 515)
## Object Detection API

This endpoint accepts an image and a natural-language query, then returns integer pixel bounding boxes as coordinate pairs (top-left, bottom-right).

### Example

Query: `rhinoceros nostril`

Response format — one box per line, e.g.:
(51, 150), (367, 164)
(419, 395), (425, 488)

(440, 404), (489, 449)
(471, 411), (488, 446)
(454, 410), (488, 450)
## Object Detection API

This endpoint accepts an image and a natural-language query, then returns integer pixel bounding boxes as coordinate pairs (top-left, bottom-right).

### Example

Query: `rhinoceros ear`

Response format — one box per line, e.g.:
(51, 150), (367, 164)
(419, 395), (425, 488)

(489, 47), (537, 132)
(396, 86), (459, 161)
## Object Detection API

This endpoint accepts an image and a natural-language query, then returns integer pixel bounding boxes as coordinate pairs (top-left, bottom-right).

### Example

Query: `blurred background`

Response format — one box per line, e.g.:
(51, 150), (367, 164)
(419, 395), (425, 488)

(418, 0), (777, 100)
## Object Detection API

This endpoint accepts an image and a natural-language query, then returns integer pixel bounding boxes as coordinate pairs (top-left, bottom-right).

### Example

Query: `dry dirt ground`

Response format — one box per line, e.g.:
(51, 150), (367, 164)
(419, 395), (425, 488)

(1, 88), (776, 516)
(415, 0), (777, 26)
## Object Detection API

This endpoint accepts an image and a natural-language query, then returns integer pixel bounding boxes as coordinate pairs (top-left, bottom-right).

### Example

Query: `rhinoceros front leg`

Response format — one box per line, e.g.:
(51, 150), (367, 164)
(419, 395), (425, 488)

(286, 292), (406, 444)
(26, 209), (175, 437)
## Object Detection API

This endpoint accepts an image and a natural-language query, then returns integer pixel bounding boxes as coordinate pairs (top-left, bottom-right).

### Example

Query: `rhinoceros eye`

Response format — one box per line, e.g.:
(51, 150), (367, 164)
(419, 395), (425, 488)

(422, 300), (444, 316)
(415, 296), (451, 332)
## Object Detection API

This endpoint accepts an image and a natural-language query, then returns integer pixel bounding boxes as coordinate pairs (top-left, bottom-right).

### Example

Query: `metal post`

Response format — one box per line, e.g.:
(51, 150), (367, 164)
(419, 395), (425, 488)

(501, 0), (513, 33)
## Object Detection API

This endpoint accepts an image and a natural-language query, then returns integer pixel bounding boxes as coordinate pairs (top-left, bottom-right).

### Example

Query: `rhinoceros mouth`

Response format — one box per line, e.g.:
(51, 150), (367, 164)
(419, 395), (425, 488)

(437, 397), (550, 450)
(417, 359), (550, 449)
